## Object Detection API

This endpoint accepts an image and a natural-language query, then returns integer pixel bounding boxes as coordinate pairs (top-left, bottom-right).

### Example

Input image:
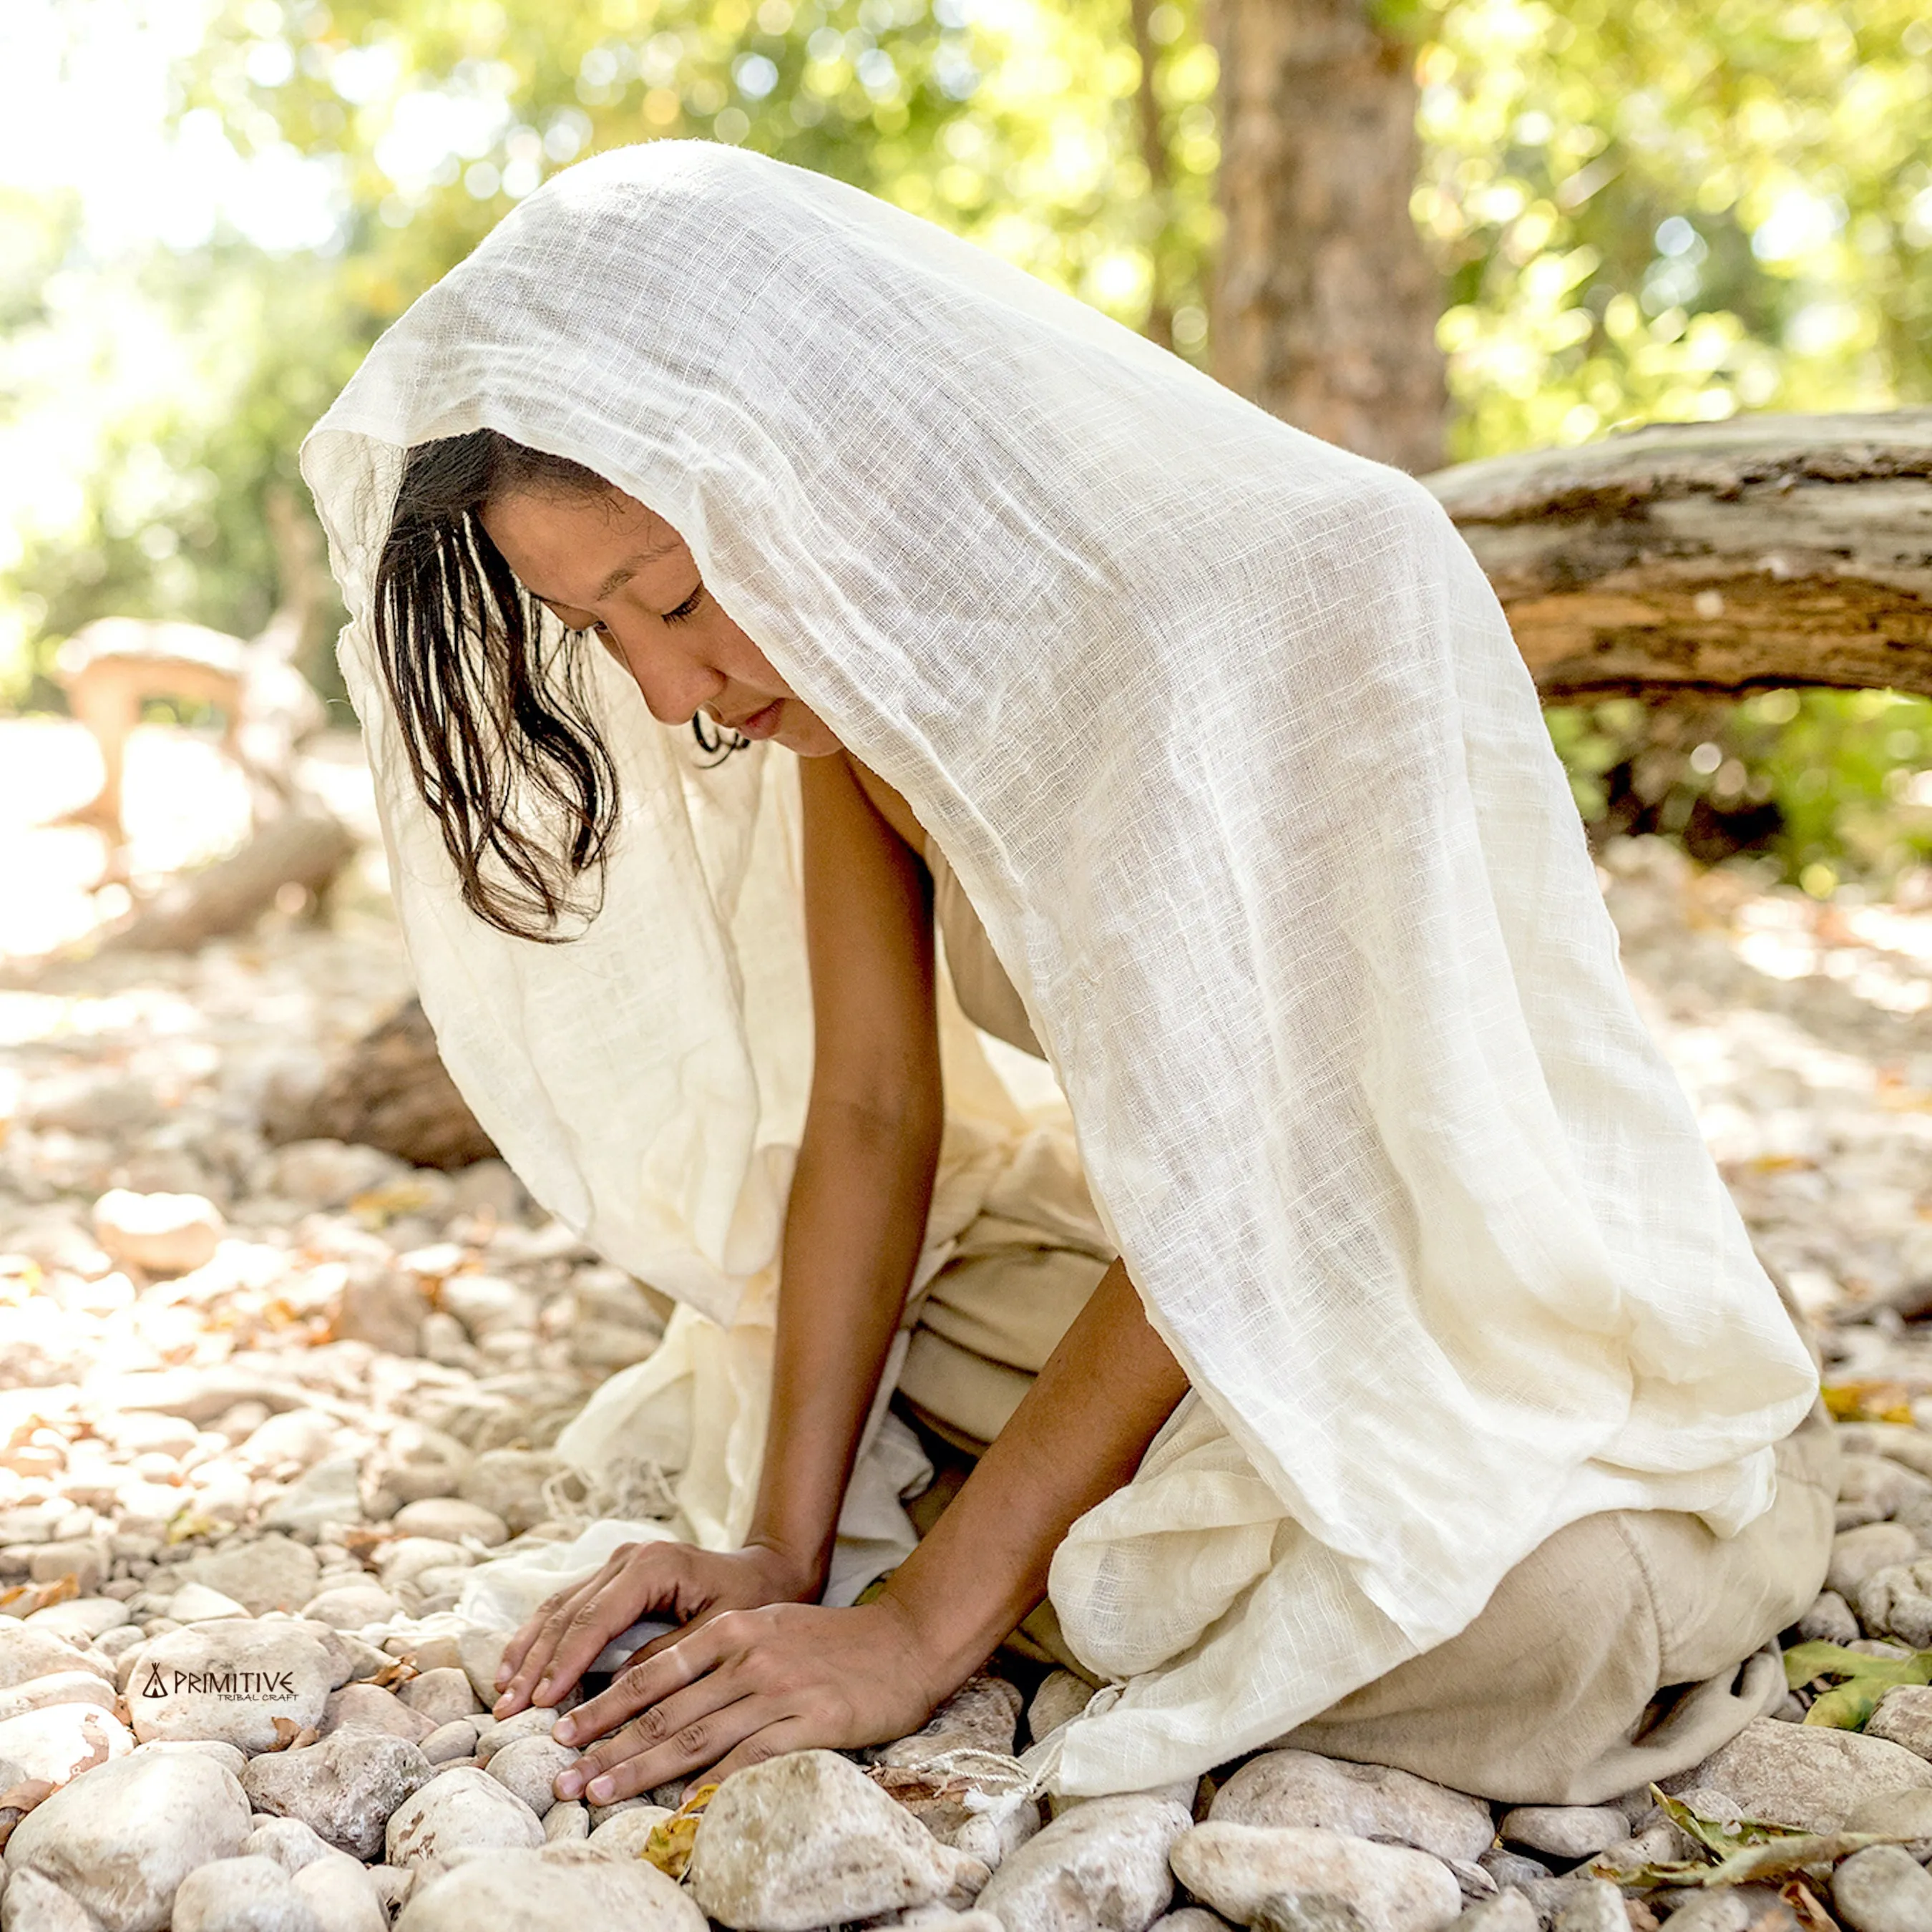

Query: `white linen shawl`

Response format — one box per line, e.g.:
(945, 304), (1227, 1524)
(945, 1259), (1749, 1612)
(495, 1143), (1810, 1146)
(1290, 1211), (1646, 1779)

(303, 141), (1817, 1792)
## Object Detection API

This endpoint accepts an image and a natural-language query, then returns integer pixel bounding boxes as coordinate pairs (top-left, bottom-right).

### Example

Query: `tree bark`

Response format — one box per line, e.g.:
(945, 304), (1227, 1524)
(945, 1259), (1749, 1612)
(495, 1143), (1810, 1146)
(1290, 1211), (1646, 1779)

(99, 804), (355, 955)
(1210, 0), (1447, 473)
(266, 996), (498, 1171)
(1425, 409), (1932, 701)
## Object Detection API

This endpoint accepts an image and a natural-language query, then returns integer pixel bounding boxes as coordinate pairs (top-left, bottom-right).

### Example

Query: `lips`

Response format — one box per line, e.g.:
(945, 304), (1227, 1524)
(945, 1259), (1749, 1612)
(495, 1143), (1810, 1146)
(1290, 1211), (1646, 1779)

(728, 700), (786, 741)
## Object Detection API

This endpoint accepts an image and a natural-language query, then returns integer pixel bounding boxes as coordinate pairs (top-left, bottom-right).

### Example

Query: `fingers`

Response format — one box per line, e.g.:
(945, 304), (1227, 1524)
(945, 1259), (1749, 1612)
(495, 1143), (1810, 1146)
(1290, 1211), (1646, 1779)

(493, 1568), (612, 1716)
(705, 1715), (821, 1787)
(494, 1545), (663, 1717)
(553, 1606), (734, 1747)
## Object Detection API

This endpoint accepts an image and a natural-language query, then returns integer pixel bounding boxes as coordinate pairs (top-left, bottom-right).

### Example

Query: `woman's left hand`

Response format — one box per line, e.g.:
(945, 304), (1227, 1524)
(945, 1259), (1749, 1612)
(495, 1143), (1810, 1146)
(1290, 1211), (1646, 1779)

(550, 1596), (946, 1802)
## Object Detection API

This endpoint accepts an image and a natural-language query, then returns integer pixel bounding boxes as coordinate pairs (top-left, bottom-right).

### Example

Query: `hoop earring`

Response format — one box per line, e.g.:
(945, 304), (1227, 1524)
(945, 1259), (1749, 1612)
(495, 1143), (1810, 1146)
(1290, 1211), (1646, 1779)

(691, 713), (752, 767)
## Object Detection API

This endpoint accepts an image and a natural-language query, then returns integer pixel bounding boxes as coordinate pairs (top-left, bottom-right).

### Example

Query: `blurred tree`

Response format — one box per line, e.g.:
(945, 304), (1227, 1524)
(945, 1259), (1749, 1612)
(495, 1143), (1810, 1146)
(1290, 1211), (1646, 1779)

(1210, 0), (1448, 472)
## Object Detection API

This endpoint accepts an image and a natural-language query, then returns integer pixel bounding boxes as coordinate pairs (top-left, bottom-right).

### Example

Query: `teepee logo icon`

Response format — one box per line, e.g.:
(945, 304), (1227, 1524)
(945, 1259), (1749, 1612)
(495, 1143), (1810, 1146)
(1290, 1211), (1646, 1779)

(138, 1664), (170, 1699)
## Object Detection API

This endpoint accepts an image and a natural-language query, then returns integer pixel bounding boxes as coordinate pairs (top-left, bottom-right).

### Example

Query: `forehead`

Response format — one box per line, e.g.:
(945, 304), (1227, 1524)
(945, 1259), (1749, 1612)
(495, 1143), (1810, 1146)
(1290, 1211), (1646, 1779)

(481, 485), (687, 597)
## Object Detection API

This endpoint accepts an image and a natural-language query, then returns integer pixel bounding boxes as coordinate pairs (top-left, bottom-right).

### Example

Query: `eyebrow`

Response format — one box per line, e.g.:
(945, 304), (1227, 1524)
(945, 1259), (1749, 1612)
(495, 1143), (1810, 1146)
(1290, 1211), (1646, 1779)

(528, 542), (680, 610)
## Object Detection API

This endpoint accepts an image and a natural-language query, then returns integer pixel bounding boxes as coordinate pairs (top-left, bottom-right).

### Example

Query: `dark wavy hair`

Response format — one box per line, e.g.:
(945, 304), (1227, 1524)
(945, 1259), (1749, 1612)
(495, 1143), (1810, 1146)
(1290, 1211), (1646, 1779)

(373, 429), (743, 943)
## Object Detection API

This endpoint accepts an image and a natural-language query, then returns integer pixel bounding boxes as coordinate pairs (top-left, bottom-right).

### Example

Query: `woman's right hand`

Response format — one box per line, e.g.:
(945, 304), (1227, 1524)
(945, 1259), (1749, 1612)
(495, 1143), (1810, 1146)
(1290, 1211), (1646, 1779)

(490, 1540), (821, 1719)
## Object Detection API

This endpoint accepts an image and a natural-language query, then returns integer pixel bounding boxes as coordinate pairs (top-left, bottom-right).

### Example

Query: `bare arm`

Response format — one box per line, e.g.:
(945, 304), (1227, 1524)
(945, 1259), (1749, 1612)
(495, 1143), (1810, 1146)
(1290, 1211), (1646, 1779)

(552, 1254), (1190, 1799)
(747, 751), (945, 1591)
(493, 750), (943, 1712)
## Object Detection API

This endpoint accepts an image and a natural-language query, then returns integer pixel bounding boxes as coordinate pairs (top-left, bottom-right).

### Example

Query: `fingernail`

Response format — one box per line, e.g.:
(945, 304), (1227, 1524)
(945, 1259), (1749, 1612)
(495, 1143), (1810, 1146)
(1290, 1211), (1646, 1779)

(555, 1770), (583, 1798)
(587, 1776), (615, 1802)
(553, 1719), (576, 1745)
(494, 1669), (509, 1689)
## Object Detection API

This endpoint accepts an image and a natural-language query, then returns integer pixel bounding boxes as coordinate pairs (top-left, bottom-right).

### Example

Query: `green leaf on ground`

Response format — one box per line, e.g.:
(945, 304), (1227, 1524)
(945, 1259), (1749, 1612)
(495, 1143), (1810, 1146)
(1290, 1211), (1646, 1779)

(1782, 1640), (1932, 1730)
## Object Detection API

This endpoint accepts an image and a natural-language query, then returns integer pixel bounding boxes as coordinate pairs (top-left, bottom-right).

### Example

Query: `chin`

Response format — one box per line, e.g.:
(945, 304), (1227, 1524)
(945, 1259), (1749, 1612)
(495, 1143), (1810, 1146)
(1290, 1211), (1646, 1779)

(777, 713), (844, 757)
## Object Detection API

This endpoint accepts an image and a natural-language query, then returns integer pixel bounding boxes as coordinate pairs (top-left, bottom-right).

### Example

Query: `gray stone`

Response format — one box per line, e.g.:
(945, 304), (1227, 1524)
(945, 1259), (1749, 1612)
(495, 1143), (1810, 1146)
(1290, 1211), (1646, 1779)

(389, 1844), (703, 1930)
(91, 1190), (224, 1277)
(385, 1765), (545, 1866)
(485, 1735), (577, 1816)
(1211, 1752), (1496, 1863)
(455, 1453), (565, 1536)
(1644, 1896), (1757, 1932)
(0, 1703), (133, 1782)
(1867, 1685), (1932, 1761)
(129, 1624), (332, 1755)
(457, 1628), (509, 1709)
(397, 1668), (482, 1727)
(873, 1674), (1024, 1772)
(390, 1502), (508, 1548)
(1250, 1899), (1372, 1932)
(975, 1793), (1190, 1931)
(1496, 1807), (1626, 1862)
(1476, 1851), (1550, 1888)
(243, 1730), (436, 1861)
(0, 1869), (103, 1932)
(1028, 1672), (1098, 1749)
(1441, 1898), (1536, 1932)
(1830, 1524), (1921, 1599)
(421, 1720), (479, 1765)
(1858, 1561), (1932, 1647)
(1843, 1785), (1932, 1857)
(1547, 1881), (1624, 1932)
(4, 1748), (251, 1932)
(178, 1536), (321, 1616)
(242, 1817), (342, 1873)
(0, 1670), (117, 1727)
(542, 1800), (588, 1843)
(1833, 1844), (1932, 1932)
(1148, 1915), (1237, 1932)
(261, 1461), (364, 1539)
(686, 1750), (988, 1930)
(0, 1626), (109, 1692)
(1794, 1590), (1860, 1646)
(170, 1855), (324, 1932)
(301, 1586), (404, 1631)
(1662, 1716), (1932, 1830)
(584, 1806), (671, 1856)
(1171, 1825), (1464, 1932)
(321, 1682), (436, 1745)
(473, 1707), (565, 1762)
(290, 1857), (388, 1932)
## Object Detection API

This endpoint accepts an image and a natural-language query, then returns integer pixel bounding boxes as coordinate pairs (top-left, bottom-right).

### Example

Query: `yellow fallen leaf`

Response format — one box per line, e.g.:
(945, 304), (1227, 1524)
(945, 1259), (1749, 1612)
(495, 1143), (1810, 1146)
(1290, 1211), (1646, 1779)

(1823, 1382), (1917, 1425)
(643, 1782), (718, 1880)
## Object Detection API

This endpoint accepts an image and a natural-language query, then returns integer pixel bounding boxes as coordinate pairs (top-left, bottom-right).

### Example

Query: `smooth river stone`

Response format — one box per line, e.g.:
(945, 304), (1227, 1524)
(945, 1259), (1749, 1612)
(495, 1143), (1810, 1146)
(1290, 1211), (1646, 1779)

(128, 1622), (332, 1755)
(1211, 1752), (1495, 1863)
(974, 1793), (1189, 1932)
(392, 1843), (704, 1931)
(686, 1750), (989, 1931)
(169, 1854), (325, 1932)
(243, 1730), (436, 1861)
(4, 1748), (252, 1932)
(1171, 1823), (1464, 1932)
(385, 1765), (546, 1866)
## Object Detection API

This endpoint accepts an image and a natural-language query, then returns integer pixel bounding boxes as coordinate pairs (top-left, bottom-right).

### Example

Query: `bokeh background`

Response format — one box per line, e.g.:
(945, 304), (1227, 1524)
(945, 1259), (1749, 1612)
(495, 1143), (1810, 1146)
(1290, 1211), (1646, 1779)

(4, 0), (1931, 899)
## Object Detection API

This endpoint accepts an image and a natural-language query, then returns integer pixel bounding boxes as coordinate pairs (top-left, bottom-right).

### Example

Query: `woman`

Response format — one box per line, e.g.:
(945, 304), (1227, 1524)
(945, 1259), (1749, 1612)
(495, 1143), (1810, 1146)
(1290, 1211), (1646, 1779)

(305, 141), (1830, 1810)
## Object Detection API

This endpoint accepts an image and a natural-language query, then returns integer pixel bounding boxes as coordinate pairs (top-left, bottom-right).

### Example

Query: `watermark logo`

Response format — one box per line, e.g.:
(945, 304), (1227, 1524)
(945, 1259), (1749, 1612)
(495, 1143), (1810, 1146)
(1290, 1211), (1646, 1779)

(137, 1666), (298, 1702)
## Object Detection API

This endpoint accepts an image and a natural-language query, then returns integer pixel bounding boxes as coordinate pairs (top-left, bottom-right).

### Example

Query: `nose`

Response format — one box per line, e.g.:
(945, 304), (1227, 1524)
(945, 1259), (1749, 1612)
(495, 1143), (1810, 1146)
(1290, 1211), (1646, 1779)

(602, 622), (722, 727)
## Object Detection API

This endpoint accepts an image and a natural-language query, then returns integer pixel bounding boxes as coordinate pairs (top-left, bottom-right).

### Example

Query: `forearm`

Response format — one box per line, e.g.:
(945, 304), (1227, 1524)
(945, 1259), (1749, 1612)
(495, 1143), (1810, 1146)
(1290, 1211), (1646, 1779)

(882, 1255), (1191, 1685)
(747, 1091), (942, 1591)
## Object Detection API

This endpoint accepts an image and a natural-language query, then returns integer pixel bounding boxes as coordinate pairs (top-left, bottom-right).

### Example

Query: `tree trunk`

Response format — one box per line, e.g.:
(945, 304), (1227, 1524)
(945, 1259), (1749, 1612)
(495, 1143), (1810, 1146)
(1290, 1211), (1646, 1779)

(266, 996), (498, 1171)
(1424, 409), (1932, 700)
(1210, 0), (1447, 474)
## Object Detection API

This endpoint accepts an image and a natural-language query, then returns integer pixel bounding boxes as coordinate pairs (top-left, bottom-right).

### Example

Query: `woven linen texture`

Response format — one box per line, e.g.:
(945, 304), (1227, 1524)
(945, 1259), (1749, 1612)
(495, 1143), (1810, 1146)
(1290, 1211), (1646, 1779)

(303, 142), (1817, 1790)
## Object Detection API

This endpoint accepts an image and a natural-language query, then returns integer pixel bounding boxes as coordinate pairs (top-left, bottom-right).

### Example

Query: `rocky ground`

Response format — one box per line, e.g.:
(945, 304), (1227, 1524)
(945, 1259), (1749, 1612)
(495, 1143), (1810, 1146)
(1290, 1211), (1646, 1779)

(1, 723), (1932, 1932)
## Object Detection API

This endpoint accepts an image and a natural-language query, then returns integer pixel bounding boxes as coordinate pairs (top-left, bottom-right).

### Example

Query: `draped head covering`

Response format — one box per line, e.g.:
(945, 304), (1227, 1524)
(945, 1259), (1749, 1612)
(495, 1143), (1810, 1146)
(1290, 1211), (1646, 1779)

(303, 141), (1816, 1792)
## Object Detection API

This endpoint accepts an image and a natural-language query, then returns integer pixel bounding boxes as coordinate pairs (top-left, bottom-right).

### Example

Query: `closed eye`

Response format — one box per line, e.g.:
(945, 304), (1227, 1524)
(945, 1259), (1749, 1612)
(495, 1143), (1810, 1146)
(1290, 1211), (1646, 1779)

(664, 583), (704, 625)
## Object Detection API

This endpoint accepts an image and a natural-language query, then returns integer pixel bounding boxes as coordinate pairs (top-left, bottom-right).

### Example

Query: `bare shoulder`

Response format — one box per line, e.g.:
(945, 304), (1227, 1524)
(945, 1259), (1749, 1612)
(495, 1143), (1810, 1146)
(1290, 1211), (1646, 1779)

(832, 753), (927, 857)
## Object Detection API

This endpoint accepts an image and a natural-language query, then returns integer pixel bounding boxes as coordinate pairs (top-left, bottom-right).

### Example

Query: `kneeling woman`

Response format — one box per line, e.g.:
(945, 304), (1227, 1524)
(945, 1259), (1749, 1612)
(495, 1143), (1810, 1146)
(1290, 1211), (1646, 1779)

(306, 142), (1831, 1807)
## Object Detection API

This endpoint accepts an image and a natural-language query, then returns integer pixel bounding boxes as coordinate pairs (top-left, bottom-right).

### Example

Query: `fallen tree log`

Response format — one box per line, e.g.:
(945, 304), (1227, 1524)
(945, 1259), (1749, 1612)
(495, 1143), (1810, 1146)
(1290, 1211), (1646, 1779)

(1425, 408), (1932, 701)
(99, 804), (355, 955)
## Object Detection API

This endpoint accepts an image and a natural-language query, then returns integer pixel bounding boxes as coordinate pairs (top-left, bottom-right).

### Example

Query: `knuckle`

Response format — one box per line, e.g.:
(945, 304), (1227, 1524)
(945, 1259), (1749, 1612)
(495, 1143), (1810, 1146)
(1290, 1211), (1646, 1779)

(735, 1735), (780, 1767)
(633, 1705), (673, 1746)
(674, 1721), (711, 1758)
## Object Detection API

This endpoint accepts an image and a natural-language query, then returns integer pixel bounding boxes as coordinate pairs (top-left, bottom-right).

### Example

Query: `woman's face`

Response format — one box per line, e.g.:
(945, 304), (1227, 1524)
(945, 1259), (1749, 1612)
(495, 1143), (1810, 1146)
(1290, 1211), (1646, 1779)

(479, 485), (843, 758)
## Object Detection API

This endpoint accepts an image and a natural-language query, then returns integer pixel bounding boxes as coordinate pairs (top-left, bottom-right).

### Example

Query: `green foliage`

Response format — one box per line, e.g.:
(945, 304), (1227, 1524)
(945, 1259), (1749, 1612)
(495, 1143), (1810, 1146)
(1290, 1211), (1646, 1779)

(1415, 0), (1932, 459)
(1783, 1639), (1932, 1730)
(1548, 688), (1932, 892)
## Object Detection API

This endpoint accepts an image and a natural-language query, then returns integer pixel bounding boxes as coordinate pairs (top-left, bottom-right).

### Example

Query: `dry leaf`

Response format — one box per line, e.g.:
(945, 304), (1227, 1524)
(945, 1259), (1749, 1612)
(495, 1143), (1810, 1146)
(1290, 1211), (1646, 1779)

(1823, 1380), (1918, 1425)
(1779, 1878), (1836, 1931)
(1785, 1639), (1932, 1730)
(267, 1717), (320, 1752)
(643, 1782), (718, 1880)
(369, 1657), (418, 1690)
(0, 1779), (55, 1815)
